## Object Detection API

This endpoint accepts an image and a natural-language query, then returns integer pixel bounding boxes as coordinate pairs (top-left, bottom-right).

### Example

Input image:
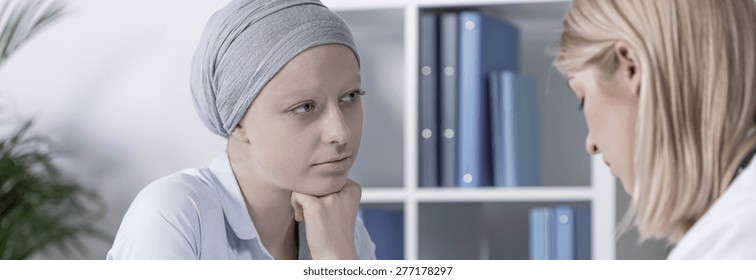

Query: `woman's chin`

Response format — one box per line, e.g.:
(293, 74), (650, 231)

(300, 177), (348, 197)
(618, 176), (634, 195)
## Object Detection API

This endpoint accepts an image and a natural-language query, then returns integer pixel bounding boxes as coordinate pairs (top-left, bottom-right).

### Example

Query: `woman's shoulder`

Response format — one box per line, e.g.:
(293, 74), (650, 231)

(108, 167), (228, 259)
(669, 205), (756, 259)
(668, 165), (756, 259)
(708, 160), (756, 231)
(132, 167), (223, 215)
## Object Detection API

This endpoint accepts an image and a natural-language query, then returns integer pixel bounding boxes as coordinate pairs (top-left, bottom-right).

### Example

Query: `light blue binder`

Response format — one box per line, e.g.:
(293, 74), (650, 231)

(530, 207), (553, 260)
(529, 208), (543, 259)
(457, 11), (519, 187)
(490, 71), (540, 187)
(554, 205), (575, 260)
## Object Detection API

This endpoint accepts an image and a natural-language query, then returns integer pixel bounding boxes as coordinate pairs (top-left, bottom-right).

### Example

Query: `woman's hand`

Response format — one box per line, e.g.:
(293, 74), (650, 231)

(290, 178), (362, 259)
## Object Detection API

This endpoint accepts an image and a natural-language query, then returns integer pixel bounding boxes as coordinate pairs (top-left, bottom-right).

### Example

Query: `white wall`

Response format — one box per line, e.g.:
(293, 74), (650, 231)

(1, 0), (235, 259)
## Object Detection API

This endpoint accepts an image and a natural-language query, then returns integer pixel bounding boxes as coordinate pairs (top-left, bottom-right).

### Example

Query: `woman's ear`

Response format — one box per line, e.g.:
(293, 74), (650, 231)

(614, 41), (641, 96)
(230, 118), (251, 143)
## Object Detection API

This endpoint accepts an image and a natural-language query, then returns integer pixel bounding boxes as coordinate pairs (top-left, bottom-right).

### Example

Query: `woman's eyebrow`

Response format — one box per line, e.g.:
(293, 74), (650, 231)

(278, 90), (315, 104)
(340, 76), (362, 92)
(342, 87), (361, 94)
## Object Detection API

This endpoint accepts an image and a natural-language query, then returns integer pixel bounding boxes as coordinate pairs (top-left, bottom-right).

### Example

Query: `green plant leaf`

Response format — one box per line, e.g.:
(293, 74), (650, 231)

(0, 0), (64, 68)
(0, 119), (110, 259)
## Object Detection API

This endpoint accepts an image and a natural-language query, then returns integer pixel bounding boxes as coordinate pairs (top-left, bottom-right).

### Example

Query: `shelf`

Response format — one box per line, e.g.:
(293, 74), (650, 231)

(323, 0), (569, 11)
(361, 188), (407, 203)
(362, 187), (593, 204)
(330, 0), (617, 260)
(416, 187), (592, 202)
(334, 0), (591, 188)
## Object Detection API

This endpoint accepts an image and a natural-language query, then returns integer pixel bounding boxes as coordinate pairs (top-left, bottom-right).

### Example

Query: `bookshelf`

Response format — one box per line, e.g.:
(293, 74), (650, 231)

(324, 0), (617, 260)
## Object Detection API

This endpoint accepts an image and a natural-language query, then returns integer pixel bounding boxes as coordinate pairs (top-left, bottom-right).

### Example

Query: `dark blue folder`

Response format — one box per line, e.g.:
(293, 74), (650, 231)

(575, 206), (592, 260)
(439, 12), (458, 187)
(360, 208), (404, 260)
(419, 12), (439, 187)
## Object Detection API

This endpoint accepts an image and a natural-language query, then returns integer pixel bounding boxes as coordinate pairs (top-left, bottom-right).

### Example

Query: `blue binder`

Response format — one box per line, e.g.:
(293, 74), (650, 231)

(508, 74), (540, 186)
(489, 72), (507, 187)
(529, 208), (544, 260)
(489, 71), (540, 187)
(575, 206), (591, 260)
(359, 208), (404, 260)
(457, 11), (519, 187)
(554, 206), (575, 260)
(419, 12), (439, 187)
(439, 12), (458, 187)
(529, 207), (553, 260)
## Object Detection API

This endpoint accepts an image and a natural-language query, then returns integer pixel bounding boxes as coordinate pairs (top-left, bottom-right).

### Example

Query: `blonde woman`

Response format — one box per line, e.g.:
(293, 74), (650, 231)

(555, 0), (756, 259)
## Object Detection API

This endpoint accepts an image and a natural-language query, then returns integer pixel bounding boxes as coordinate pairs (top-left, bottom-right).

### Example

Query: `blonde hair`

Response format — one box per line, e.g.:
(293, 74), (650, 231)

(555, 0), (756, 243)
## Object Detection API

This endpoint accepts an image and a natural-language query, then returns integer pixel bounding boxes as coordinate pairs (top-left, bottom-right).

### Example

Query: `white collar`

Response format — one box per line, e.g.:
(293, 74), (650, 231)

(207, 152), (260, 240)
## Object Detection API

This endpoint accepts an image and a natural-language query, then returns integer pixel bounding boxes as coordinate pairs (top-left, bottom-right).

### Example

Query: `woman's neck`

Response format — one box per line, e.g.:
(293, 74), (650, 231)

(228, 142), (298, 259)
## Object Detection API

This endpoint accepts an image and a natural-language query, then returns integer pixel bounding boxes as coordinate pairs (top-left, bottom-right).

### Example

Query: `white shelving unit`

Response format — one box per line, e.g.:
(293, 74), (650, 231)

(324, 0), (617, 260)
(362, 187), (594, 203)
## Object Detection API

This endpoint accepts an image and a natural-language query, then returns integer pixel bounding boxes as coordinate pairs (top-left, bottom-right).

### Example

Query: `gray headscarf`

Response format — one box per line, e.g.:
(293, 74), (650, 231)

(190, 0), (360, 138)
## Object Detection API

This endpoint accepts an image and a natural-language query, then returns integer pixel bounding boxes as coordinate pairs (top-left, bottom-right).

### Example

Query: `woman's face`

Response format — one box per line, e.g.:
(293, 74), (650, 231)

(568, 65), (639, 192)
(237, 44), (363, 196)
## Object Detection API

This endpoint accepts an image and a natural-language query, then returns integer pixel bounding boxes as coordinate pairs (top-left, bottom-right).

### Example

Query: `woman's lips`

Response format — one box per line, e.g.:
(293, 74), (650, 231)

(313, 156), (351, 172)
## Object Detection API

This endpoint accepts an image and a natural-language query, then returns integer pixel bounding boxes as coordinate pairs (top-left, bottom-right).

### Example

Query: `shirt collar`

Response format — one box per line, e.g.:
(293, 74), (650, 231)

(731, 150), (756, 189)
(731, 148), (756, 184)
(207, 152), (260, 240)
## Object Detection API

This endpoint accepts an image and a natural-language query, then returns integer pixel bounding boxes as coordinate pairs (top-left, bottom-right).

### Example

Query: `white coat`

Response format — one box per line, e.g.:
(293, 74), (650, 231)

(668, 158), (756, 259)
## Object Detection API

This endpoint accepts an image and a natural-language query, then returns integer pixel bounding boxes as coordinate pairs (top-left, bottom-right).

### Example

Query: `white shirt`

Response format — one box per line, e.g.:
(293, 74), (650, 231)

(107, 153), (376, 259)
(668, 158), (756, 259)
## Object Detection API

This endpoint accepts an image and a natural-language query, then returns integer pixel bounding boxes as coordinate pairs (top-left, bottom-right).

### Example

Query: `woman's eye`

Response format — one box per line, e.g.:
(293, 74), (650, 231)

(341, 92), (357, 103)
(293, 102), (315, 113)
(341, 89), (365, 103)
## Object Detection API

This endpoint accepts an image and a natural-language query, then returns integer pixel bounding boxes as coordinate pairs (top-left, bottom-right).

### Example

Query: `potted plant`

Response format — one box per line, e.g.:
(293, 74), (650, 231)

(0, 0), (108, 259)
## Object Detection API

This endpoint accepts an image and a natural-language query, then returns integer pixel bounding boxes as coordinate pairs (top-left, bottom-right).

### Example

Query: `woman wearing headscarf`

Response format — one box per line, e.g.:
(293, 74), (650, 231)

(107, 0), (375, 260)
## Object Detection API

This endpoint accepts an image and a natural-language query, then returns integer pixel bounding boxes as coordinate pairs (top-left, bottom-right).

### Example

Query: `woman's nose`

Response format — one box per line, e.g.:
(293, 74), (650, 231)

(585, 133), (600, 155)
(323, 106), (351, 145)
